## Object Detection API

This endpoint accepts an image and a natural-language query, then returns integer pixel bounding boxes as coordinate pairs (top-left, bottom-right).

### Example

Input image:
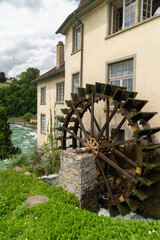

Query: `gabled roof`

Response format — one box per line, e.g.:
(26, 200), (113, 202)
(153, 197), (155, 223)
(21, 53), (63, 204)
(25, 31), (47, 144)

(32, 64), (65, 84)
(56, 0), (104, 35)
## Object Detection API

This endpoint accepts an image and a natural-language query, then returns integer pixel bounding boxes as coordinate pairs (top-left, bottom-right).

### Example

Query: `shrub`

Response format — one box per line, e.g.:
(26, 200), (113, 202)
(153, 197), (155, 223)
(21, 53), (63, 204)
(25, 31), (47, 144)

(4, 154), (30, 169)
(23, 112), (33, 122)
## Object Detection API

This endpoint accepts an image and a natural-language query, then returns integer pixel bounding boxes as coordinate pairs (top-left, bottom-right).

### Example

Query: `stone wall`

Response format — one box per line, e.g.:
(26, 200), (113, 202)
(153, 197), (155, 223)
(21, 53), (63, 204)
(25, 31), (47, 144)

(58, 149), (98, 212)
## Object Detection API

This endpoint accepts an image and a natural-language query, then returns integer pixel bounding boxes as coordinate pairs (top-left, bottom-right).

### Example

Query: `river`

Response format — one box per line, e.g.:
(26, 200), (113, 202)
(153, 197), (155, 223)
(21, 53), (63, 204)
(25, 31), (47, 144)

(10, 124), (37, 153)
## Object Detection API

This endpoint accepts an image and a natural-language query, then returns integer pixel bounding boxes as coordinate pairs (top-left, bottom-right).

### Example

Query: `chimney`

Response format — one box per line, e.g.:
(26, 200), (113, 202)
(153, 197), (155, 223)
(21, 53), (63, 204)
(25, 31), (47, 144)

(56, 41), (64, 68)
(78, 0), (88, 7)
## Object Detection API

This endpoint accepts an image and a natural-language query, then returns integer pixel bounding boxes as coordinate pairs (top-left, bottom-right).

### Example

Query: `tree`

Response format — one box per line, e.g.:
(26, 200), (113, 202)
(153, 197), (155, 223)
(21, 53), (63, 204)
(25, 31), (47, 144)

(17, 67), (40, 85)
(0, 107), (21, 160)
(0, 72), (6, 83)
(0, 67), (38, 117)
(23, 112), (33, 122)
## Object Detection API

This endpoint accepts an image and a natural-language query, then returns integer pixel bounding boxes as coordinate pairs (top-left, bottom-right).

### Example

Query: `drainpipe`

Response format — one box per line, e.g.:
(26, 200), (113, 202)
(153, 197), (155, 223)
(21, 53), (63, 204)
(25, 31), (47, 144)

(74, 12), (84, 88)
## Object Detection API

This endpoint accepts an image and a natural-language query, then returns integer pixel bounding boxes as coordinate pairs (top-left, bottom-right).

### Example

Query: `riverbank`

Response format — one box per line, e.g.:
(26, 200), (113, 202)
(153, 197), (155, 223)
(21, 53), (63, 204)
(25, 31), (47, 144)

(9, 117), (37, 130)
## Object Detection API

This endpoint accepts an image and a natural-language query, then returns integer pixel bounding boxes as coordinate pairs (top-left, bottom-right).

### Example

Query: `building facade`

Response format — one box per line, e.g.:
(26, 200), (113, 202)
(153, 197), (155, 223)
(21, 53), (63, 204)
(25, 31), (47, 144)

(56, 0), (160, 142)
(35, 0), (160, 149)
(33, 41), (65, 149)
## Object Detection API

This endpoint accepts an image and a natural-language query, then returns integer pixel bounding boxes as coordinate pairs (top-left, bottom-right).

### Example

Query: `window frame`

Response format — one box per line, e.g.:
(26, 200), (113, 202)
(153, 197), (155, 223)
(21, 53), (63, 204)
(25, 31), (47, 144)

(109, 0), (155, 35)
(73, 25), (81, 52)
(57, 82), (64, 103)
(140, 0), (153, 21)
(106, 55), (136, 92)
(123, 0), (136, 29)
(40, 87), (46, 104)
(72, 73), (80, 93)
(41, 114), (46, 134)
(109, 59), (134, 91)
(57, 117), (63, 137)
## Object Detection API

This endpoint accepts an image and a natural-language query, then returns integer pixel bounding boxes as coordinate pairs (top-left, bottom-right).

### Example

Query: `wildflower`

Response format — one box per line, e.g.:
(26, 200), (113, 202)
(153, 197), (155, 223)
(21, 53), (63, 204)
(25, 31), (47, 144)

(148, 231), (152, 235)
(152, 230), (156, 233)
(76, 207), (78, 209)
(35, 216), (38, 220)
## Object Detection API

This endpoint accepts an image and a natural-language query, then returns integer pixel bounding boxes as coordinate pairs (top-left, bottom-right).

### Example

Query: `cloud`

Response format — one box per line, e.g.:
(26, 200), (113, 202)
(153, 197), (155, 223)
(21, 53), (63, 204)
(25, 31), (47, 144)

(0, 0), (79, 77)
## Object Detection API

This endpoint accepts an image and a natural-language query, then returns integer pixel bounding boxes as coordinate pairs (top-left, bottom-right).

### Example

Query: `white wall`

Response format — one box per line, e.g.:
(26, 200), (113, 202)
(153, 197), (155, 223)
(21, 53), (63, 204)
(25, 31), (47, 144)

(37, 75), (64, 148)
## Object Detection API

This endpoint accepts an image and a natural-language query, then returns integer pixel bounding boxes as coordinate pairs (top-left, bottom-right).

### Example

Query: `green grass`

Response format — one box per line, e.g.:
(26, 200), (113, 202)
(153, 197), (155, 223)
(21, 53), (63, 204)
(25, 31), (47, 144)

(0, 170), (160, 240)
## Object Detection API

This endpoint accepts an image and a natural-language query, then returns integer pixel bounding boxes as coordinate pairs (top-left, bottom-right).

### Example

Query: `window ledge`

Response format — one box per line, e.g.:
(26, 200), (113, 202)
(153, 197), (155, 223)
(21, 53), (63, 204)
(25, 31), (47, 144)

(55, 101), (64, 105)
(71, 49), (81, 55)
(105, 14), (160, 40)
(40, 131), (46, 135)
(40, 102), (46, 105)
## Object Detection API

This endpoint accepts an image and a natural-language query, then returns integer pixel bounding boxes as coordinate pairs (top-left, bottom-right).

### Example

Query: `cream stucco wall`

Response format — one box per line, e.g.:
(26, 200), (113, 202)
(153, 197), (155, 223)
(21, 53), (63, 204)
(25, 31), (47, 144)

(65, 1), (160, 140)
(37, 75), (64, 148)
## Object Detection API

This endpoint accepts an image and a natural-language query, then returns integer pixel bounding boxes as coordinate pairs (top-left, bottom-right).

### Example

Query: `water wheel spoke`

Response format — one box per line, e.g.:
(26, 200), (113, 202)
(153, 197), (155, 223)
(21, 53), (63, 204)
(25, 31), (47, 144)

(111, 117), (126, 140)
(62, 126), (85, 145)
(96, 158), (114, 203)
(91, 93), (94, 137)
(99, 139), (136, 149)
(70, 101), (89, 139)
(88, 107), (101, 132)
(78, 126), (90, 136)
(106, 100), (110, 139)
(113, 148), (137, 168)
(98, 152), (137, 182)
(96, 104), (120, 142)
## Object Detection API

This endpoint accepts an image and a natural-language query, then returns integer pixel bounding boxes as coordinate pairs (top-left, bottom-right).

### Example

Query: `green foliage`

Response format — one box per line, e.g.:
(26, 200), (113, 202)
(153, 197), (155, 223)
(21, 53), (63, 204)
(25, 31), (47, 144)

(17, 67), (40, 85)
(29, 109), (61, 176)
(0, 107), (21, 160)
(12, 202), (29, 218)
(0, 67), (38, 117)
(23, 112), (33, 122)
(0, 170), (160, 240)
(4, 154), (30, 169)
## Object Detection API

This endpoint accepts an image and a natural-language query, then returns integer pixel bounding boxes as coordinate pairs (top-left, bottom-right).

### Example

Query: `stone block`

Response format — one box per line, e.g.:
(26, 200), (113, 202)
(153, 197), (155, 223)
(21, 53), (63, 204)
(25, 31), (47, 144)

(58, 149), (98, 212)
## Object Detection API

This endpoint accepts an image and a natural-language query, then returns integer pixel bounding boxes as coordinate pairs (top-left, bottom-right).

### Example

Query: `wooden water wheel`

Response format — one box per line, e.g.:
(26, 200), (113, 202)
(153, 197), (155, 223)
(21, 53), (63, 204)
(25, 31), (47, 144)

(57, 82), (160, 216)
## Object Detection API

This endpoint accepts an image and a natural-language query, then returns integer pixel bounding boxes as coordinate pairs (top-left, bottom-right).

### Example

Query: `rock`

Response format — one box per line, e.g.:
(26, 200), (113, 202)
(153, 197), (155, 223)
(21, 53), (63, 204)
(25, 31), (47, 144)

(25, 195), (50, 208)
(13, 166), (23, 172)
(40, 174), (58, 185)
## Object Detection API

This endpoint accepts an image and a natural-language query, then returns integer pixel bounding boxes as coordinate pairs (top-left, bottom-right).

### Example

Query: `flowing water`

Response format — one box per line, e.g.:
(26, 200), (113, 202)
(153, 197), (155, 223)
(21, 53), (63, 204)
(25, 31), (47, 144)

(0, 125), (37, 169)
(10, 124), (37, 153)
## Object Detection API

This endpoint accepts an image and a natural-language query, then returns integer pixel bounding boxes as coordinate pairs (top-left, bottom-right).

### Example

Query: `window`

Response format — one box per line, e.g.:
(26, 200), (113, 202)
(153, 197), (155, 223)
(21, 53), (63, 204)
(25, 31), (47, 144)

(109, 59), (133, 91)
(111, 0), (135, 34)
(41, 87), (46, 104)
(57, 82), (64, 102)
(124, 0), (136, 28)
(74, 25), (81, 52)
(111, 128), (125, 141)
(57, 118), (63, 137)
(41, 114), (46, 134)
(110, 0), (156, 34)
(73, 73), (80, 93)
(141, 0), (153, 21)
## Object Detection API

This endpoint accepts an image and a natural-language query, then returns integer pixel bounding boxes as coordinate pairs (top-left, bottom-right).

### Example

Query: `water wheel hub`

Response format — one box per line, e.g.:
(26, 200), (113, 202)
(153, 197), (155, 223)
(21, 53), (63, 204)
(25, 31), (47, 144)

(84, 137), (99, 155)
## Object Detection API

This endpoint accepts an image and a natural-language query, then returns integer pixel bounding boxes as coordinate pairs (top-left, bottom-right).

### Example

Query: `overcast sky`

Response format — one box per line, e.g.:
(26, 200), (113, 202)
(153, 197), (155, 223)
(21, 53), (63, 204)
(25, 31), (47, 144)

(0, 0), (79, 77)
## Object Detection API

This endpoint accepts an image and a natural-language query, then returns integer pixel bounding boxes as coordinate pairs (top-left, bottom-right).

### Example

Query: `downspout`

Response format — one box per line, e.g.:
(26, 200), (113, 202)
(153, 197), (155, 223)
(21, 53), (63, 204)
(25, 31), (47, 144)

(74, 12), (84, 87)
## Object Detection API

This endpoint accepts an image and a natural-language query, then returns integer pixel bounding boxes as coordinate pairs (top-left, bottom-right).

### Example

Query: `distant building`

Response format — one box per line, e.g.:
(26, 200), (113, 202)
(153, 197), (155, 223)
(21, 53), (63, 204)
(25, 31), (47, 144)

(6, 77), (15, 83)
(30, 114), (37, 124)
